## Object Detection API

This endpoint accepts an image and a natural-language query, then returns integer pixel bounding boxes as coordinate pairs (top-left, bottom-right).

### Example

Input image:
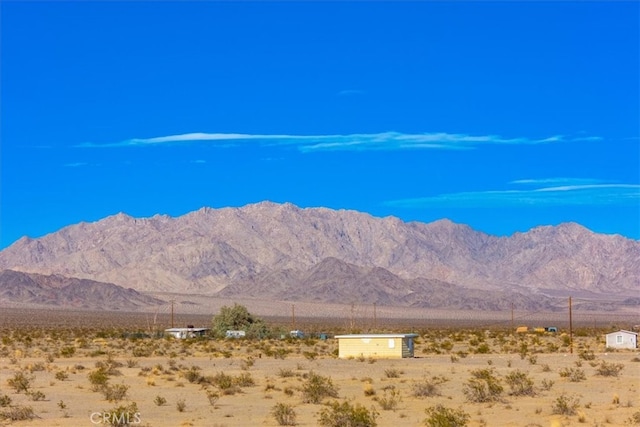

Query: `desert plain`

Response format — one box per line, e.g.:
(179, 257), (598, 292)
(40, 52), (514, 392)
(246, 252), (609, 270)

(0, 307), (638, 427)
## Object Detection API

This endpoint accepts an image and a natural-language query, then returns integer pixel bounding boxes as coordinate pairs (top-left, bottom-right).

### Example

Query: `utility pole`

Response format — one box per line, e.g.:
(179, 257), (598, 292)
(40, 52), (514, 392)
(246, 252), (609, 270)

(511, 302), (514, 334)
(569, 296), (573, 354)
(171, 299), (175, 329)
(373, 302), (377, 331)
(291, 304), (295, 332)
(350, 303), (355, 332)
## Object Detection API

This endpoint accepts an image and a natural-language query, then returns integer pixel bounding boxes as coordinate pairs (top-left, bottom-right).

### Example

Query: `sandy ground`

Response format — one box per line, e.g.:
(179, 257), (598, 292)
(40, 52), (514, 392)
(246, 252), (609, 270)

(1, 332), (638, 427)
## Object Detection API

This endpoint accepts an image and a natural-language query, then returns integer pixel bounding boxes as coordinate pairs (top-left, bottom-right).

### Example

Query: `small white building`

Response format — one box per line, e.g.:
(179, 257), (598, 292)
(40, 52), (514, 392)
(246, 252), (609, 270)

(165, 327), (209, 339)
(605, 330), (638, 349)
(335, 334), (419, 359)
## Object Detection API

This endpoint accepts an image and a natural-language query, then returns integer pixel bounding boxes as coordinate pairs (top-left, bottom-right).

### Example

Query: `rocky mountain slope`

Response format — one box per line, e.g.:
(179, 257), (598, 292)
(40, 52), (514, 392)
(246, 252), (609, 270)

(0, 269), (164, 310)
(0, 202), (637, 308)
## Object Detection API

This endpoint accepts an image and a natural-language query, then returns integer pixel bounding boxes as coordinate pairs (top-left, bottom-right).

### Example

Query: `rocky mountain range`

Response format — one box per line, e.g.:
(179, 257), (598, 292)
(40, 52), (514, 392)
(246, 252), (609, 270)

(0, 269), (164, 310)
(0, 202), (637, 310)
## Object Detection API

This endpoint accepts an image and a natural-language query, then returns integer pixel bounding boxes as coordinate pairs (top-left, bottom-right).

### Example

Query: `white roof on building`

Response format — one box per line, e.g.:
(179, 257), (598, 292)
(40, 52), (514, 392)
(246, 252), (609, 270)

(335, 334), (419, 339)
(165, 328), (209, 332)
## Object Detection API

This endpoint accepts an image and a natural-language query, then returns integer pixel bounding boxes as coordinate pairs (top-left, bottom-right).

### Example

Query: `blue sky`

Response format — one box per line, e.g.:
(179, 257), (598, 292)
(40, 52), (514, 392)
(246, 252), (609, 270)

(1, 1), (639, 249)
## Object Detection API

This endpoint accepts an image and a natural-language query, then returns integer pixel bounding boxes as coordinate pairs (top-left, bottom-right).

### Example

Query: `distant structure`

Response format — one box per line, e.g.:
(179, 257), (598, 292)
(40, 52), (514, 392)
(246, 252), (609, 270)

(165, 327), (209, 339)
(605, 330), (638, 349)
(335, 333), (418, 359)
(225, 330), (246, 339)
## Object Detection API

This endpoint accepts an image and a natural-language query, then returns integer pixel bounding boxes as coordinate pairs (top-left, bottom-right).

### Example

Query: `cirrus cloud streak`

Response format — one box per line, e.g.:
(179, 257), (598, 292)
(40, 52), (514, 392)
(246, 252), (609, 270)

(75, 131), (600, 152)
(385, 182), (640, 208)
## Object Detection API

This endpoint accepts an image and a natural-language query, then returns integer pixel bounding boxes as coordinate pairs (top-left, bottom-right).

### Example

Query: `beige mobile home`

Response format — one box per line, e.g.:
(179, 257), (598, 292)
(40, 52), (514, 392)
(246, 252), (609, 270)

(335, 334), (418, 359)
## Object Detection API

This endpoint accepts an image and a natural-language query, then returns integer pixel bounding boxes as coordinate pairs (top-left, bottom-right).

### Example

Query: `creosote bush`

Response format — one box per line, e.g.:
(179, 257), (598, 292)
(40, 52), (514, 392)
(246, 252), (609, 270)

(552, 393), (580, 416)
(596, 361), (624, 377)
(462, 368), (503, 403)
(302, 372), (339, 404)
(0, 405), (36, 422)
(104, 402), (140, 427)
(559, 367), (586, 382)
(504, 370), (535, 396)
(412, 376), (447, 398)
(424, 405), (470, 427)
(7, 371), (34, 394)
(272, 402), (297, 426)
(317, 401), (378, 427)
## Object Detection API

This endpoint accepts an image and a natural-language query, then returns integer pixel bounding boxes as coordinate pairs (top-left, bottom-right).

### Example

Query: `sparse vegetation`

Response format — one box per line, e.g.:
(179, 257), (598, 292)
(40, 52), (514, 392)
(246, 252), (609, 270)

(552, 393), (580, 416)
(317, 400), (378, 427)
(424, 404), (470, 427)
(504, 370), (535, 396)
(302, 372), (339, 404)
(0, 316), (636, 426)
(596, 360), (624, 377)
(462, 368), (503, 403)
(7, 371), (34, 394)
(272, 402), (297, 426)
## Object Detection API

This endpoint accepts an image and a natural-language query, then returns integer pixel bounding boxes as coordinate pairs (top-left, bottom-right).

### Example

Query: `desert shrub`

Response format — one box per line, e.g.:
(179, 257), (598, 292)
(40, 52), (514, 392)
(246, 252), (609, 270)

(234, 372), (255, 387)
(7, 371), (34, 393)
(303, 351), (318, 361)
(206, 390), (219, 406)
(210, 371), (234, 390)
(176, 399), (186, 412)
(302, 372), (339, 404)
(60, 346), (76, 357)
(132, 347), (152, 357)
(474, 343), (491, 354)
(0, 405), (36, 422)
(104, 402), (140, 427)
(578, 349), (596, 361)
(540, 379), (554, 391)
(596, 361), (624, 377)
(627, 410), (640, 425)
(384, 368), (402, 378)
(55, 371), (69, 381)
(28, 390), (46, 401)
(102, 384), (129, 402)
(552, 393), (580, 415)
(88, 368), (110, 391)
(375, 387), (401, 411)
(318, 401), (378, 427)
(272, 402), (297, 426)
(462, 368), (503, 403)
(28, 362), (46, 372)
(504, 370), (535, 396)
(0, 395), (11, 407)
(440, 340), (454, 351)
(278, 368), (295, 378)
(153, 395), (166, 406)
(558, 367), (586, 382)
(412, 376), (447, 398)
(125, 359), (138, 368)
(183, 366), (203, 383)
(424, 404), (470, 427)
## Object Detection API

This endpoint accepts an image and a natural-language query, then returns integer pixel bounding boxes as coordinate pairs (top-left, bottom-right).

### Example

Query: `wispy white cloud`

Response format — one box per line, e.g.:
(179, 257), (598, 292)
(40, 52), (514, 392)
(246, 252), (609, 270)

(75, 131), (600, 152)
(510, 177), (608, 186)
(63, 162), (89, 168)
(385, 182), (640, 208)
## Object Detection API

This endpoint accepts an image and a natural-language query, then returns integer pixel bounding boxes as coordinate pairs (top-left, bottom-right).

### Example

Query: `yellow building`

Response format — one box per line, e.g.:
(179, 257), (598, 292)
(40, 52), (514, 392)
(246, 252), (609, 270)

(335, 334), (419, 359)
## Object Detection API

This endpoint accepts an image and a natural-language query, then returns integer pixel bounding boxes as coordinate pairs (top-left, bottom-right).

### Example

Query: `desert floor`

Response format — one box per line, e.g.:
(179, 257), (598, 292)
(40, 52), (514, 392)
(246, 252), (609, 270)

(1, 319), (639, 427)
